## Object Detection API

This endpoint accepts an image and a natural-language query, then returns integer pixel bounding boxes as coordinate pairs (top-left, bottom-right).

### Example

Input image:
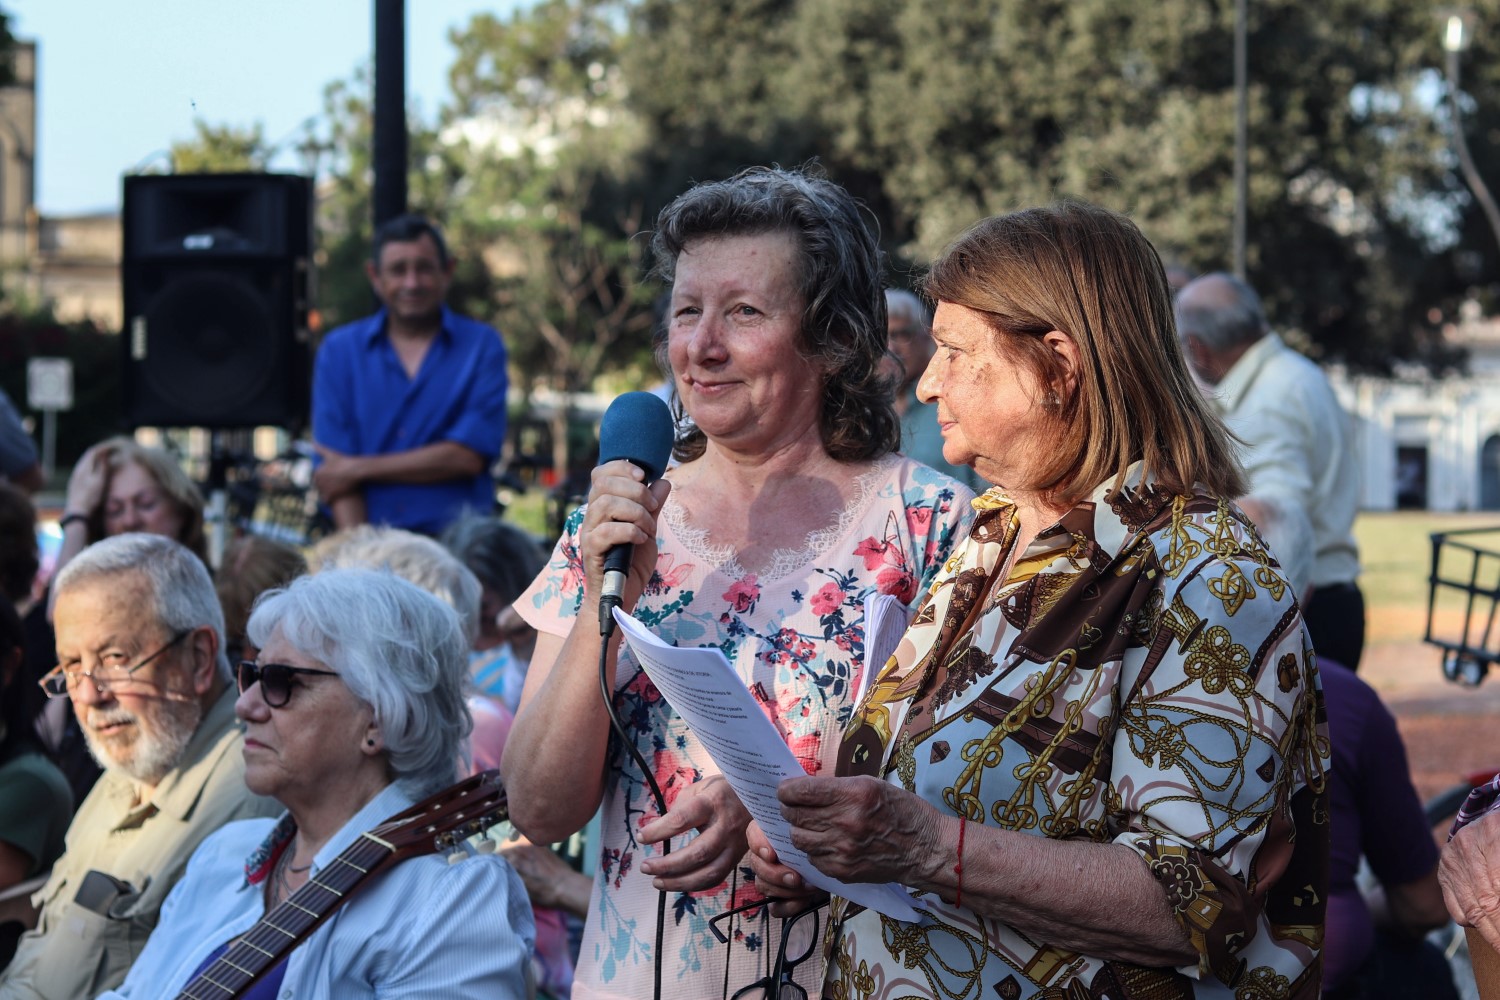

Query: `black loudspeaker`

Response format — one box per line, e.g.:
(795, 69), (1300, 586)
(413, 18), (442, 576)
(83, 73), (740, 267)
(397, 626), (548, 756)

(122, 173), (313, 429)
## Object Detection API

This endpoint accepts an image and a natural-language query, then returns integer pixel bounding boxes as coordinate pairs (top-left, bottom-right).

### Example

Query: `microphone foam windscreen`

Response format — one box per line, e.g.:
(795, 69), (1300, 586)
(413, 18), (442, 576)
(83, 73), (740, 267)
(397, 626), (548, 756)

(598, 391), (676, 482)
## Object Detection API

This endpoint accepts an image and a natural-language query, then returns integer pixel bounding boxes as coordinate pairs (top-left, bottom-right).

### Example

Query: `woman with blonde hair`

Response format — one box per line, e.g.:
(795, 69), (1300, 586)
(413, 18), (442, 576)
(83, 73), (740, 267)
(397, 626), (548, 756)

(749, 201), (1330, 999)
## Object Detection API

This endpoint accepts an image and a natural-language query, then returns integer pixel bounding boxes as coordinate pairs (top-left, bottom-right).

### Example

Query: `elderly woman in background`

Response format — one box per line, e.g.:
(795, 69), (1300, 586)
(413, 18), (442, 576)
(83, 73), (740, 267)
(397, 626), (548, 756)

(748, 202), (1329, 999)
(310, 524), (513, 769)
(54, 436), (208, 583)
(441, 515), (550, 712)
(98, 568), (534, 998)
(503, 165), (976, 998)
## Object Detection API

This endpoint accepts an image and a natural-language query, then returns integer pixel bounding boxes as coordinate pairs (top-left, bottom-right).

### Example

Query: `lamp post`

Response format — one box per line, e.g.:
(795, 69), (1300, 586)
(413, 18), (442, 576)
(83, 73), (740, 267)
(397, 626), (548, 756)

(1443, 10), (1500, 262)
(373, 0), (407, 229)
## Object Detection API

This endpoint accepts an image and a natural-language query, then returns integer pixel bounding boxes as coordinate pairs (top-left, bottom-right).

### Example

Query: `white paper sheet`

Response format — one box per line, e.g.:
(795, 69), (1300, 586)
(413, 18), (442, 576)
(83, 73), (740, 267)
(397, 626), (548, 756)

(856, 592), (916, 707)
(612, 608), (919, 922)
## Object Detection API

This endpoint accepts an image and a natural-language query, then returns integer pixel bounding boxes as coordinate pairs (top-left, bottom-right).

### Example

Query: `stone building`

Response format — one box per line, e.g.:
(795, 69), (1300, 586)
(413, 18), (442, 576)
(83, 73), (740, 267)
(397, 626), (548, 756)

(1331, 312), (1500, 512)
(0, 39), (123, 330)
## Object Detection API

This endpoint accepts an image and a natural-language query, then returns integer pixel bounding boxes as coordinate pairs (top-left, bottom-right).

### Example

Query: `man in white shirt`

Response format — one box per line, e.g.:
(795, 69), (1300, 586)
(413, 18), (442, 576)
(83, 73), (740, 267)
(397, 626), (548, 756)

(1175, 271), (1365, 669)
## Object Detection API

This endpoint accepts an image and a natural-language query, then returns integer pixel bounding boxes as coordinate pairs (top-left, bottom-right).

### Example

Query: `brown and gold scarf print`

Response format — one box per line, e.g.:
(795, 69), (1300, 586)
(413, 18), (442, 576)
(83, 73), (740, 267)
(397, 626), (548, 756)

(830, 472), (1328, 1000)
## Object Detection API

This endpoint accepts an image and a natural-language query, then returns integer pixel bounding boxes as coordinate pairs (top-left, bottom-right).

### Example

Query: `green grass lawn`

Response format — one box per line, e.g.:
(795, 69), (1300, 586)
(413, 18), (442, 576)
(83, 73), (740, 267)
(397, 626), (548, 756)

(503, 487), (552, 540)
(1355, 511), (1500, 645)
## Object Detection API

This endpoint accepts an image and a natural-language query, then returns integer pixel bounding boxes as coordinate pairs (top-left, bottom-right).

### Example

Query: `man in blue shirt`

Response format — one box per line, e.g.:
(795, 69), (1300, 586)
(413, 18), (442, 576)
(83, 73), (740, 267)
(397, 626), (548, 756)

(312, 215), (508, 536)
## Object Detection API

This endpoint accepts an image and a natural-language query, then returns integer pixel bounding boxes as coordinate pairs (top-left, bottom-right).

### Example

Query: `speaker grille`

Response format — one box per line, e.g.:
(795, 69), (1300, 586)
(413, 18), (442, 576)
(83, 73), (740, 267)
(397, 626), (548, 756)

(122, 173), (312, 429)
(137, 271), (281, 422)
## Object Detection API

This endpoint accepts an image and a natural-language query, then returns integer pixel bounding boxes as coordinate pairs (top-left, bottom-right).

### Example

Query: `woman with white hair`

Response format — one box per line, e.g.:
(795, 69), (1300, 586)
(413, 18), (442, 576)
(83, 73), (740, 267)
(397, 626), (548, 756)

(98, 568), (535, 998)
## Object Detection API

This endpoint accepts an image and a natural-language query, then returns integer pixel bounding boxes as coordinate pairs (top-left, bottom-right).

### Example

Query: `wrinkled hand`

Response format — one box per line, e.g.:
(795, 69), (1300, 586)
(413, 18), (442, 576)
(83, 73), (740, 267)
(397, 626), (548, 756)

(637, 775), (751, 893)
(1440, 810), (1500, 951)
(746, 820), (828, 918)
(780, 775), (944, 886)
(311, 443), (364, 500)
(64, 441), (114, 518)
(579, 459), (672, 608)
(499, 839), (592, 917)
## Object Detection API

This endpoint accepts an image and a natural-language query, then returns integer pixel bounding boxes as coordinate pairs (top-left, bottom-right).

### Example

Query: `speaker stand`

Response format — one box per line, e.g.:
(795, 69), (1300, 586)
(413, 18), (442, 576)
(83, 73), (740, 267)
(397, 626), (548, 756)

(206, 433), (230, 573)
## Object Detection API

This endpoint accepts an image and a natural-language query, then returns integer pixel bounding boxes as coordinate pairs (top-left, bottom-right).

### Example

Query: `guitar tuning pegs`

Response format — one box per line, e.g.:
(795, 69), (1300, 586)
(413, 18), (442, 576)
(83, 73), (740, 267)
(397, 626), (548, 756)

(447, 850), (467, 865)
(476, 838), (496, 855)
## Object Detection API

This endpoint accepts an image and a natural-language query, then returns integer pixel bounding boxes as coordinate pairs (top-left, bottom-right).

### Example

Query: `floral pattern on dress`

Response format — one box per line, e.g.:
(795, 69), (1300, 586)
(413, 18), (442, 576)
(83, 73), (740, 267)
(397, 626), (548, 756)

(518, 455), (975, 999)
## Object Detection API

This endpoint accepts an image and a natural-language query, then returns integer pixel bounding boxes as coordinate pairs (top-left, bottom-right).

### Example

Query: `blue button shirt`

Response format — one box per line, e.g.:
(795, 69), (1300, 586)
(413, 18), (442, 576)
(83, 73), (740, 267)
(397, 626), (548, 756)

(313, 306), (509, 535)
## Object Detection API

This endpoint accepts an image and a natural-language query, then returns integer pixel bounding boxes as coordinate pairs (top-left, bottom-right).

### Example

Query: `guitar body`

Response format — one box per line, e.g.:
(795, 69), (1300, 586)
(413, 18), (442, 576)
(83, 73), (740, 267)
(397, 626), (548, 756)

(173, 770), (508, 1000)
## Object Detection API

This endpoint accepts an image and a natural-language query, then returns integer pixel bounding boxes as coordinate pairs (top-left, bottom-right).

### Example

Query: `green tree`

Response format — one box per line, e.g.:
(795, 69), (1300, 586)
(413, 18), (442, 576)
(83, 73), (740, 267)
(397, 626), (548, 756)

(298, 2), (659, 477)
(168, 120), (273, 172)
(622, 0), (1472, 370)
(434, 1), (658, 473)
(1426, 0), (1500, 332)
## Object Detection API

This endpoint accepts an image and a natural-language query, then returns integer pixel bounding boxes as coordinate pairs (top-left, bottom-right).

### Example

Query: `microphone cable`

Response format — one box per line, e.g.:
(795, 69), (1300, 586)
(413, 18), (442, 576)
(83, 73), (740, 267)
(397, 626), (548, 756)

(590, 390), (677, 1000)
(599, 606), (670, 1000)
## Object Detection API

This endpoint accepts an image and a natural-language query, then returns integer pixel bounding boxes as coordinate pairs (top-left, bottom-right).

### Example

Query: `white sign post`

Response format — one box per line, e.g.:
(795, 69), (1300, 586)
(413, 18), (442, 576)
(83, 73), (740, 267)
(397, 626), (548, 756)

(26, 358), (73, 481)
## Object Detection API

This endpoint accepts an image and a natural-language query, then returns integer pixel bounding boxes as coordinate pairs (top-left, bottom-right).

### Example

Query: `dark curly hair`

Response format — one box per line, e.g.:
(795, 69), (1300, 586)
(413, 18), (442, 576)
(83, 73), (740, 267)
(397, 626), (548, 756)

(650, 165), (899, 463)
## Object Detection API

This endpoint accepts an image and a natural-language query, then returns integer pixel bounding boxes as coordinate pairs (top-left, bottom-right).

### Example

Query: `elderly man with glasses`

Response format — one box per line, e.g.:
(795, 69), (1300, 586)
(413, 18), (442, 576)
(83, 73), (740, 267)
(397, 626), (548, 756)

(0, 534), (277, 1000)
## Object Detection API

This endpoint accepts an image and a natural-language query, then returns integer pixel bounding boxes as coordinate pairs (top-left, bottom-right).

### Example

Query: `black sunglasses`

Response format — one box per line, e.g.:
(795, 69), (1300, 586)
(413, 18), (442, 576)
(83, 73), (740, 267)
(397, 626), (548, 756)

(709, 898), (822, 1000)
(236, 660), (339, 708)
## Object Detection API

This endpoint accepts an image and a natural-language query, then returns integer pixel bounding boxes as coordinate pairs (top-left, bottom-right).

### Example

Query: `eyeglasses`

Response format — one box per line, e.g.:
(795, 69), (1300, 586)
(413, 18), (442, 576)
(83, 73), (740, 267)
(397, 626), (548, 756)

(709, 897), (822, 1000)
(39, 630), (193, 699)
(236, 660), (339, 709)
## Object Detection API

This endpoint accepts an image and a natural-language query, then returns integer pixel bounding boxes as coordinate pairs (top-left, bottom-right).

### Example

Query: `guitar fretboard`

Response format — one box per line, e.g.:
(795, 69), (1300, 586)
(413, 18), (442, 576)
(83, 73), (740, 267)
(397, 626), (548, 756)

(174, 832), (395, 999)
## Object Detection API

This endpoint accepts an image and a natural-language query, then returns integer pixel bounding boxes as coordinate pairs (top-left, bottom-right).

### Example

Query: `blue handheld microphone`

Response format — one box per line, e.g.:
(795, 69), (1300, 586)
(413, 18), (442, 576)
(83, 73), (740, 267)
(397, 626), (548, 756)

(596, 391), (675, 634)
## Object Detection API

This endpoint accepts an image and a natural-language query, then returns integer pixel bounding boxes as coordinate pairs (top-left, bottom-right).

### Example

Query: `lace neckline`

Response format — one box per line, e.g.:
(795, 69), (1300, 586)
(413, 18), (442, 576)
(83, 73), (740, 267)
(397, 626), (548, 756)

(662, 454), (899, 583)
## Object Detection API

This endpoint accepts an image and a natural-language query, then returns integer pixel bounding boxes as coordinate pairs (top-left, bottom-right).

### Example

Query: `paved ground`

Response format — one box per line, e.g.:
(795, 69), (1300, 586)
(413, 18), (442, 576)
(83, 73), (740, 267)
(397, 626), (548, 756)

(1363, 635), (1500, 811)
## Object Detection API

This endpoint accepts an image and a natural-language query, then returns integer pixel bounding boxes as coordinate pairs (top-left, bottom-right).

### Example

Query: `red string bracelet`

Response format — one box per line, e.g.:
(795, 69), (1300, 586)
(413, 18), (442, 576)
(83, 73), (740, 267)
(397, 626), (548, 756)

(954, 816), (966, 909)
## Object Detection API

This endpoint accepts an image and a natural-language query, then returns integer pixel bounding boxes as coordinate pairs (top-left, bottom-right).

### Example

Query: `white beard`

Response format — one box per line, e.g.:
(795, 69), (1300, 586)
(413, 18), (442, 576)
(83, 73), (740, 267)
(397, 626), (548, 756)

(81, 695), (203, 786)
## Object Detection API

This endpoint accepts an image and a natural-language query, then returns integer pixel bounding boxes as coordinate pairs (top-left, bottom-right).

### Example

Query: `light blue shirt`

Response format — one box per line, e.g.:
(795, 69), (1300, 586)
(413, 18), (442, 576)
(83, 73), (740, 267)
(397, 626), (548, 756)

(100, 782), (535, 1000)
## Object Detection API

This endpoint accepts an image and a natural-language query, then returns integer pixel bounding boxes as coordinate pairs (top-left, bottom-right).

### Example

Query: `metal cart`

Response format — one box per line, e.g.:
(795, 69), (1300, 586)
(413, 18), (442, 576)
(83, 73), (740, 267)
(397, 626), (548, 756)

(1426, 526), (1500, 685)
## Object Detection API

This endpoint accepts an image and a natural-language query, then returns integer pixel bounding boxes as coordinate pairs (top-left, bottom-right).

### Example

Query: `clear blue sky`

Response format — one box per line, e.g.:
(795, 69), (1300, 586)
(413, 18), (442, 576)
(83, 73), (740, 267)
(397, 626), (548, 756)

(10, 0), (522, 214)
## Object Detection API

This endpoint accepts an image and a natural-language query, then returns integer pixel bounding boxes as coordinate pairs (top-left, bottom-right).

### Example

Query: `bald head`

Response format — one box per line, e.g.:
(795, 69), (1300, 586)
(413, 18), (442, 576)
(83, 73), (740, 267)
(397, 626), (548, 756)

(1174, 272), (1269, 383)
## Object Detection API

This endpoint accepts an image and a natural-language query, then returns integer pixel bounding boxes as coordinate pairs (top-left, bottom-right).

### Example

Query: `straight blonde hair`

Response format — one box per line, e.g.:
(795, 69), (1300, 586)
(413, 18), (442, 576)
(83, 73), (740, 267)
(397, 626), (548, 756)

(923, 201), (1245, 504)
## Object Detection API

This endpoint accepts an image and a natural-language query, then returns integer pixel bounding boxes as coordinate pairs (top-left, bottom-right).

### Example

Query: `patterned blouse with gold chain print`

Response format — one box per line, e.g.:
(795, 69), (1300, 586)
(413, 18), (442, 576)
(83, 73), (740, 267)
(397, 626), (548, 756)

(827, 469), (1329, 1000)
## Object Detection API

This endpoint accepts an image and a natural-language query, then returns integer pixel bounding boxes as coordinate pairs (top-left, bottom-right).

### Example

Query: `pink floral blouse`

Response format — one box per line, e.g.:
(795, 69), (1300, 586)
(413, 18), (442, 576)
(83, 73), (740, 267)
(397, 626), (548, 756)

(518, 455), (974, 1000)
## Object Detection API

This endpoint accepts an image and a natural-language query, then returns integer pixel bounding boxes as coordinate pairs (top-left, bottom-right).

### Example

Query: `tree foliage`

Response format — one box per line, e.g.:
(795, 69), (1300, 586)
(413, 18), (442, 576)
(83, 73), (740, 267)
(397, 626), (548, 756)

(621, 0), (1482, 370)
(168, 121), (273, 173)
(185, 0), (1500, 428)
